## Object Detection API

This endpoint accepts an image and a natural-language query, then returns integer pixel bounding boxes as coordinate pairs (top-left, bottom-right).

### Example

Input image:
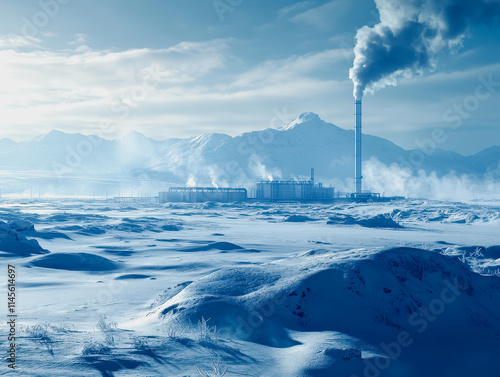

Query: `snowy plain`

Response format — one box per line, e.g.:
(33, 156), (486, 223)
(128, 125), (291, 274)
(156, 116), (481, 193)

(1, 198), (500, 376)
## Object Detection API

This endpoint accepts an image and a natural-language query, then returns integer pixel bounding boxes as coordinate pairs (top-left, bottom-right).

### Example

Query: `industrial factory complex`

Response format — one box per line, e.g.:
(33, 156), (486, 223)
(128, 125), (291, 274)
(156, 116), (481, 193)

(254, 169), (335, 202)
(159, 187), (248, 203)
(158, 100), (400, 204)
(159, 169), (342, 203)
(158, 170), (387, 204)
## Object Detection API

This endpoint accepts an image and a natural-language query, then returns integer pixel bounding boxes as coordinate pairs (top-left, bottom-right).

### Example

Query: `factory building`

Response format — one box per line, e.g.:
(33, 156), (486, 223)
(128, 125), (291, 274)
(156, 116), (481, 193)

(159, 187), (247, 203)
(158, 169), (335, 203)
(255, 169), (334, 202)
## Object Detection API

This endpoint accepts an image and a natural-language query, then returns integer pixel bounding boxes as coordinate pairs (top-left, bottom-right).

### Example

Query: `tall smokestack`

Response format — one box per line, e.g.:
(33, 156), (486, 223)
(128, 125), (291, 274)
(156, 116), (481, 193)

(310, 168), (314, 186)
(355, 99), (362, 195)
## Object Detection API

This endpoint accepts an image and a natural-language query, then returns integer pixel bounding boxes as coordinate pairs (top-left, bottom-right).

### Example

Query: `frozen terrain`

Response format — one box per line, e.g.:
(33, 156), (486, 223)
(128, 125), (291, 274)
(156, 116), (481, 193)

(1, 198), (500, 376)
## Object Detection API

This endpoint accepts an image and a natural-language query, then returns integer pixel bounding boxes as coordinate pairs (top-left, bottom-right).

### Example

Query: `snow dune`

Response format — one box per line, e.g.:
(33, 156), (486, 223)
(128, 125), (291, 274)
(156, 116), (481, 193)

(0, 220), (48, 257)
(139, 246), (500, 376)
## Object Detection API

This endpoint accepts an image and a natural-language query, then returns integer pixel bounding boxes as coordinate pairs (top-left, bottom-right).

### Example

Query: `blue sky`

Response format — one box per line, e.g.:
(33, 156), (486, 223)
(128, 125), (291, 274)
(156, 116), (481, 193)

(0, 0), (499, 155)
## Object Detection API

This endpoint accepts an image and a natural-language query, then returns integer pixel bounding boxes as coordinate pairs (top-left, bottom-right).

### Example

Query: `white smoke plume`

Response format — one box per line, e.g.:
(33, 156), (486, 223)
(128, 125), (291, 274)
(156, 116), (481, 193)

(248, 154), (282, 182)
(364, 157), (500, 201)
(349, 0), (500, 99)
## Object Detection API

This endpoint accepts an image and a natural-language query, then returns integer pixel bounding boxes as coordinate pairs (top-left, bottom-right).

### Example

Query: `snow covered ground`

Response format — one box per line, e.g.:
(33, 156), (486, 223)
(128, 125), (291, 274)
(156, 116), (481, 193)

(1, 198), (500, 376)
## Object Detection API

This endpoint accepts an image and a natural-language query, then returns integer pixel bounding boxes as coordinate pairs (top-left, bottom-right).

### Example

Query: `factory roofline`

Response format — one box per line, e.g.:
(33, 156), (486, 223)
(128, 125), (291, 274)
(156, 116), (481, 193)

(168, 187), (246, 192)
(258, 179), (314, 184)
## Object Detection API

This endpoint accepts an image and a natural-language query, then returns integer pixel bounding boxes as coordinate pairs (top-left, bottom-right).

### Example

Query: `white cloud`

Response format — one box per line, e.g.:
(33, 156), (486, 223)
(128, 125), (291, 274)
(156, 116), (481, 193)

(0, 31), (498, 153)
(0, 34), (41, 49)
(230, 48), (352, 89)
(42, 31), (58, 38)
(289, 1), (350, 31)
(399, 62), (500, 86)
(68, 33), (89, 46)
(0, 37), (348, 139)
(0, 39), (233, 139)
(277, 1), (312, 19)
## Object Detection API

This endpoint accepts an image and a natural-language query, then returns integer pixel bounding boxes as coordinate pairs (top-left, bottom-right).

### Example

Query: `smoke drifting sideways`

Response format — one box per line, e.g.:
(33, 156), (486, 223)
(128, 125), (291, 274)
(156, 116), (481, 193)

(349, 0), (500, 100)
(363, 157), (500, 201)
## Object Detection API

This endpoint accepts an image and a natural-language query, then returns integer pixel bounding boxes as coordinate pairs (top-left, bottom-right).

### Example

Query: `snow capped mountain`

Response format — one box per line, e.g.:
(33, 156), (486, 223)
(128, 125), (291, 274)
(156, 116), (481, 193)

(0, 131), (115, 173)
(468, 146), (500, 176)
(146, 112), (500, 188)
(279, 111), (324, 130)
(0, 113), (498, 195)
(0, 138), (18, 153)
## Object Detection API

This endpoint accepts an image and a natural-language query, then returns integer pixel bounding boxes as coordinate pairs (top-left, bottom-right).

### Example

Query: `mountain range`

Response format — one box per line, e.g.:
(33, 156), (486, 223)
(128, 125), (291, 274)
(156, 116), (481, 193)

(0, 113), (498, 195)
